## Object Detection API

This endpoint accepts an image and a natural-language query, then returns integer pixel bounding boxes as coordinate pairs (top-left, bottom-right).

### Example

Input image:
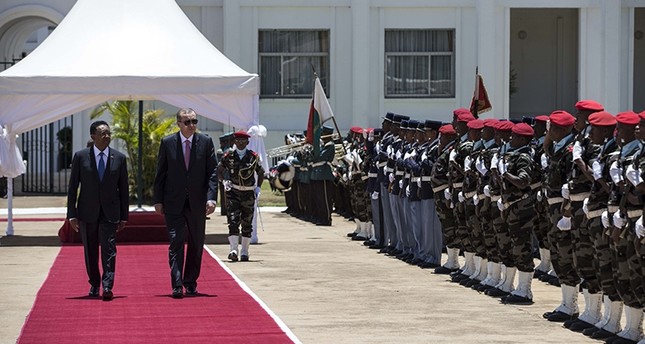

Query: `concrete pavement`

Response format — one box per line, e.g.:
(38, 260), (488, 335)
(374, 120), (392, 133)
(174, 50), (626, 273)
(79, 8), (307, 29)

(0, 196), (598, 343)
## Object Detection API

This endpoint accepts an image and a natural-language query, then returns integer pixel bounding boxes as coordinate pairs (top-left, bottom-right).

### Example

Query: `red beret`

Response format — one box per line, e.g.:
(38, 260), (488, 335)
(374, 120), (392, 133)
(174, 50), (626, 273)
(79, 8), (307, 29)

(453, 108), (472, 117)
(512, 123), (534, 137)
(439, 124), (457, 135)
(495, 121), (514, 131)
(483, 118), (498, 128)
(575, 100), (604, 112)
(350, 126), (363, 134)
(639, 111), (645, 121)
(534, 115), (550, 123)
(549, 110), (575, 127)
(233, 130), (251, 139)
(588, 111), (616, 127)
(616, 111), (640, 125)
(467, 119), (484, 130)
(456, 112), (476, 123)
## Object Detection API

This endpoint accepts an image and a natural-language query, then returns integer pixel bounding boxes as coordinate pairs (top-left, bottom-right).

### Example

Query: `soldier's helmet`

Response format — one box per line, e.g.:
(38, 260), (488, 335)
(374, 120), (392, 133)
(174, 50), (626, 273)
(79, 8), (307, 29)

(270, 160), (296, 191)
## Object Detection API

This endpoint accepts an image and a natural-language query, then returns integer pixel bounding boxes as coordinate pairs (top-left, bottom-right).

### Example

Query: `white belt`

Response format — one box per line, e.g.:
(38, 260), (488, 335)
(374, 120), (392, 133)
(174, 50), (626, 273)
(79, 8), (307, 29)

(361, 175), (369, 181)
(395, 171), (404, 176)
(421, 176), (432, 182)
(385, 167), (394, 172)
(490, 195), (501, 202)
(300, 167), (309, 171)
(530, 182), (541, 190)
(547, 197), (564, 205)
(607, 205), (619, 213)
(377, 162), (387, 167)
(232, 184), (256, 191)
(432, 184), (448, 193)
(585, 208), (605, 219)
(311, 161), (331, 167)
(627, 209), (643, 219)
(368, 173), (378, 178)
(452, 182), (463, 188)
(404, 173), (410, 178)
(464, 191), (477, 198)
(411, 177), (421, 182)
(477, 194), (487, 200)
(569, 192), (591, 202)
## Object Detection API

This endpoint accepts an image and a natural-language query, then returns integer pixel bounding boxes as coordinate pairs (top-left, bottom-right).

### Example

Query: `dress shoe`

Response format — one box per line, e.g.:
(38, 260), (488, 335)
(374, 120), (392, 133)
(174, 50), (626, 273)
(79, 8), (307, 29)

(485, 288), (509, 298)
(582, 326), (600, 337)
(185, 286), (198, 297)
(351, 235), (367, 241)
(369, 244), (384, 250)
(240, 254), (249, 262)
(563, 318), (576, 328)
(419, 261), (439, 269)
(346, 232), (357, 237)
(464, 278), (480, 288)
(590, 329), (617, 340)
(502, 294), (533, 305)
(434, 266), (458, 274)
(89, 286), (100, 297)
(547, 277), (561, 287)
(546, 311), (578, 322)
(568, 319), (595, 332)
(533, 270), (545, 278)
(228, 251), (238, 262)
(172, 287), (183, 299)
(102, 288), (113, 301)
(363, 240), (374, 246)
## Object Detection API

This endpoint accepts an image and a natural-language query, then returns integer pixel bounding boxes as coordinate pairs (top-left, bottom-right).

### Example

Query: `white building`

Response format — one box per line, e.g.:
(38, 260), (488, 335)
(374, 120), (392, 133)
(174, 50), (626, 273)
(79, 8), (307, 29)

(0, 0), (644, 187)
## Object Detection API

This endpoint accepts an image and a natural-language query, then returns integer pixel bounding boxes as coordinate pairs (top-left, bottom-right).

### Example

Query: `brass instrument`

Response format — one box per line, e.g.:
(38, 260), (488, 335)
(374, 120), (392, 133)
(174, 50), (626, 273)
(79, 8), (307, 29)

(266, 134), (339, 159)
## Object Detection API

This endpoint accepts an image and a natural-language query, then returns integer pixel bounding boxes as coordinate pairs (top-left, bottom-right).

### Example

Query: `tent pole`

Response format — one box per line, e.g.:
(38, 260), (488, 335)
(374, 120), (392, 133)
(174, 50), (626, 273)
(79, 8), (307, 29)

(5, 177), (14, 236)
(135, 100), (144, 211)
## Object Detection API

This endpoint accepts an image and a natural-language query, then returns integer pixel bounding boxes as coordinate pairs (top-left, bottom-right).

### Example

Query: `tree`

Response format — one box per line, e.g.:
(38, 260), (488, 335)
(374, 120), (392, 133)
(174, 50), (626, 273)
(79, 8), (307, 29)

(91, 100), (176, 203)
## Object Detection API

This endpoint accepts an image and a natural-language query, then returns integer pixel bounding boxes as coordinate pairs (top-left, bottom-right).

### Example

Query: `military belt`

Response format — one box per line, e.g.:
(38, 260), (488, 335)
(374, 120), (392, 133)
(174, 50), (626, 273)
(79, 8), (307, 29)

(421, 176), (432, 182)
(503, 193), (530, 208)
(547, 197), (564, 205)
(585, 208), (605, 219)
(607, 205), (619, 213)
(377, 162), (387, 167)
(464, 191), (477, 198)
(404, 173), (410, 179)
(627, 209), (642, 219)
(231, 184), (256, 191)
(368, 173), (378, 178)
(395, 171), (404, 176)
(432, 184), (448, 193)
(452, 182), (463, 188)
(490, 195), (501, 202)
(530, 182), (541, 190)
(300, 167), (308, 171)
(311, 161), (332, 167)
(385, 167), (394, 173)
(361, 175), (369, 181)
(569, 192), (591, 202)
(477, 194), (487, 200)
(411, 177), (421, 182)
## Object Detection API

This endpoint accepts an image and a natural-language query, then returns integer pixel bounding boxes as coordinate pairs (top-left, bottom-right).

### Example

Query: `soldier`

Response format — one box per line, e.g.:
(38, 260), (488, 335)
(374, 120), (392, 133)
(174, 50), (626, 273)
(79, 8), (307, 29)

(217, 130), (265, 262)
(604, 112), (644, 343)
(217, 132), (233, 216)
(496, 123), (536, 304)
(365, 128), (384, 248)
(310, 125), (336, 226)
(377, 113), (403, 254)
(383, 115), (409, 256)
(397, 119), (421, 263)
(531, 115), (554, 280)
(542, 110), (579, 323)
(431, 124), (460, 274)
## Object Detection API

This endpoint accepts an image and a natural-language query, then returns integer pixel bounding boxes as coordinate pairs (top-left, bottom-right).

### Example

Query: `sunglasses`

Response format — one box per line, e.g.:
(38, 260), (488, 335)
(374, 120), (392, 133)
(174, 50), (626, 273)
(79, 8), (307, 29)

(181, 119), (198, 126)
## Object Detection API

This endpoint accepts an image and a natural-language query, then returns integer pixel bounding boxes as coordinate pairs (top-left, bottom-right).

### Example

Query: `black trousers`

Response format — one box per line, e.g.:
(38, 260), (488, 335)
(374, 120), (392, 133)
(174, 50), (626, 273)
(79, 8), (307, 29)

(80, 213), (117, 290)
(164, 199), (206, 289)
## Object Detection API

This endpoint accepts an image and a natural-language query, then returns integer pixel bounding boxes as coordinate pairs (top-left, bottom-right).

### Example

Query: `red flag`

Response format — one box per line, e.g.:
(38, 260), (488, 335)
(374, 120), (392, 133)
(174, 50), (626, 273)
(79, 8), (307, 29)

(470, 73), (492, 118)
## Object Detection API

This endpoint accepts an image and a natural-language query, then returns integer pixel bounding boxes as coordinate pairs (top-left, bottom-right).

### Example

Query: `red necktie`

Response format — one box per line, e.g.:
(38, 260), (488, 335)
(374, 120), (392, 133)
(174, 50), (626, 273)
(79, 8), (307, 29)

(184, 140), (190, 169)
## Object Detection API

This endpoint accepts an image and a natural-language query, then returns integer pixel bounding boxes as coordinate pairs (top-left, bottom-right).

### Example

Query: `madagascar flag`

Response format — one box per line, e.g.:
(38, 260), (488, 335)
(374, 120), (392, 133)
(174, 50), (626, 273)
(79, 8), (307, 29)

(470, 73), (492, 118)
(305, 77), (334, 157)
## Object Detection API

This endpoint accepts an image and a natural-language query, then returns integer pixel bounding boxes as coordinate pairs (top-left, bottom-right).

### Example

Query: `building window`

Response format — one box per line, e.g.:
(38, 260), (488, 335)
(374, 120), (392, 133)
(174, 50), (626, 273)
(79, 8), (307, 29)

(385, 29), (455, 98)
(259, 30), (330, 98)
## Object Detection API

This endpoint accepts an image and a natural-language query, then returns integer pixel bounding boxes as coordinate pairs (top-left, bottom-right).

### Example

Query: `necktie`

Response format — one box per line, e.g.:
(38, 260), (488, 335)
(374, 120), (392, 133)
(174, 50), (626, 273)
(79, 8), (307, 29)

(98, 152), (106, 181)
(184, 140), (191, 169)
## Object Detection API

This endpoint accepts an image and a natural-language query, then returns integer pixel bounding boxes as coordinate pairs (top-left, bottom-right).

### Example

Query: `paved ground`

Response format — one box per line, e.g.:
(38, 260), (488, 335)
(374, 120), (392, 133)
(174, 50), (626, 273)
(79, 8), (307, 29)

(0, 196), (600, 343)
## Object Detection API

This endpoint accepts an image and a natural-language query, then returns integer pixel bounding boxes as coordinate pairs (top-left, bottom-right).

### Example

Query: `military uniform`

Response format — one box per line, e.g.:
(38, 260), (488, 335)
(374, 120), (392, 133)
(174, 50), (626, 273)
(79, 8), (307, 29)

(310, 130), (336, 226)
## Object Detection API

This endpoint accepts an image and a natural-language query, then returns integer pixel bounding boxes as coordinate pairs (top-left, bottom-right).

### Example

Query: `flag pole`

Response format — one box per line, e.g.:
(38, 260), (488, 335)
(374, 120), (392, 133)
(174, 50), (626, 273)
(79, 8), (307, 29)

(472, 66), (479, 118)
(310, 64), (345, 152)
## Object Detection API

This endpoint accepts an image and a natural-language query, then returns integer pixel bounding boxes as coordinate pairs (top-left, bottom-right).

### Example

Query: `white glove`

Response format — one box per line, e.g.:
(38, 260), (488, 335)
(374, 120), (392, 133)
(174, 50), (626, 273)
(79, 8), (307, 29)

(421, 152), (427, 161)
(405, 186), (410, 197)
(540, 153), (548, 169)
(635, 216), (645, 239)
(625, 163), (643, 187)
(464, 156), (472, 172)
(601, 211), (611, 229)
(592, 161), (604, 181)
(343, 174), (348, 182)
(497, 198), (506, 211)
(458, 191), (465, 203)
(490, 154), (499, 170)
(368, 130), (374, 142)
(417, 179), (422, 187)
(582, 197), (589, 216)
(395, 150), (402, 160)
(404, 152), (412, 160)
(572, 141), (583, 161)
(371, 191), (379, 200)
(473, 195), (479, 205)
(344, 152), (354, 164)
(609, 161), (623, 184)
(444, 188), (451, 200)
(561, 184), (570, 200)
(483, 184), (491, 197)
(557, 216), (572, 231)
(475, 157), (487, 176)
(398, 179), (403, 189)
(613, 211), (626, 229)
(386, 146), (393, 158)
(383, 166), (388, 175)
(449, 149), (458, 163)
(223, 180), (232, 191)
(388, 173), (395, 183)
(537, 190), (543, 202)
(498, 160), (507, 175)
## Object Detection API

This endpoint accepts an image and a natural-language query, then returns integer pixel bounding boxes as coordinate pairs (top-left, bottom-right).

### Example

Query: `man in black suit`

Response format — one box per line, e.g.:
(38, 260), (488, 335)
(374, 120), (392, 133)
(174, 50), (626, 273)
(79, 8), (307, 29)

(154, 108), (218, 299)
(67, 120), (129, 301)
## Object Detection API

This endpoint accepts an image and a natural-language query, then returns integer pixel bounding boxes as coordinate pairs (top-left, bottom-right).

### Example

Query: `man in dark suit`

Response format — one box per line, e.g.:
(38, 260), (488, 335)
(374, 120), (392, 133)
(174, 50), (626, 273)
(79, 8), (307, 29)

(154, 108), (218, 299)
(67, 120), (129, 301)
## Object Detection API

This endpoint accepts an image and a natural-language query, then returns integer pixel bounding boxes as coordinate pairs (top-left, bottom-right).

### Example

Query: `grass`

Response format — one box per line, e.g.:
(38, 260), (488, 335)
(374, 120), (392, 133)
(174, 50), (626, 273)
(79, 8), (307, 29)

(258, 182), (287, 207)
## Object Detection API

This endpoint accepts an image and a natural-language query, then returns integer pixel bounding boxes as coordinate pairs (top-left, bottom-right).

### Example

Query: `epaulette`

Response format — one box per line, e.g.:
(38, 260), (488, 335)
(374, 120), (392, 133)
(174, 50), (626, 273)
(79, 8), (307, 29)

(250, 151), (258, 157)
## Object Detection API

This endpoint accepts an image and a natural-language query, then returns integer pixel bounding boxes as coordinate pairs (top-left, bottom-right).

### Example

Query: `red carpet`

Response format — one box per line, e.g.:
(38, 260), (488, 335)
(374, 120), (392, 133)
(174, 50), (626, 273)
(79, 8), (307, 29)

(18, 244), (298, 344)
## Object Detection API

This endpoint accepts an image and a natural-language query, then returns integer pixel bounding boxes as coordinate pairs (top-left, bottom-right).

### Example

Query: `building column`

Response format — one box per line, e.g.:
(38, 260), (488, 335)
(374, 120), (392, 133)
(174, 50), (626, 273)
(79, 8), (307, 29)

(476, 0), (507, 117)
(352, 0), (370, 127)
(223, 0), (241, 63)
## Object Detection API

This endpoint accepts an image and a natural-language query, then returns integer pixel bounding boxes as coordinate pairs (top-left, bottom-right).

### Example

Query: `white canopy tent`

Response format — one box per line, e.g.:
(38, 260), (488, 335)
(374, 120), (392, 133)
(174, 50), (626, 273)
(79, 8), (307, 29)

(0, 0), (266, 235)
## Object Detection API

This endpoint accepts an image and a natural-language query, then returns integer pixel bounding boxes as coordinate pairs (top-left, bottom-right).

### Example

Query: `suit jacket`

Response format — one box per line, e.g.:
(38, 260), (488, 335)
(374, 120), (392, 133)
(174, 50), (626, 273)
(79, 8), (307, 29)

(153, 132), (218, 215)
(66, 147), (129, 223)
